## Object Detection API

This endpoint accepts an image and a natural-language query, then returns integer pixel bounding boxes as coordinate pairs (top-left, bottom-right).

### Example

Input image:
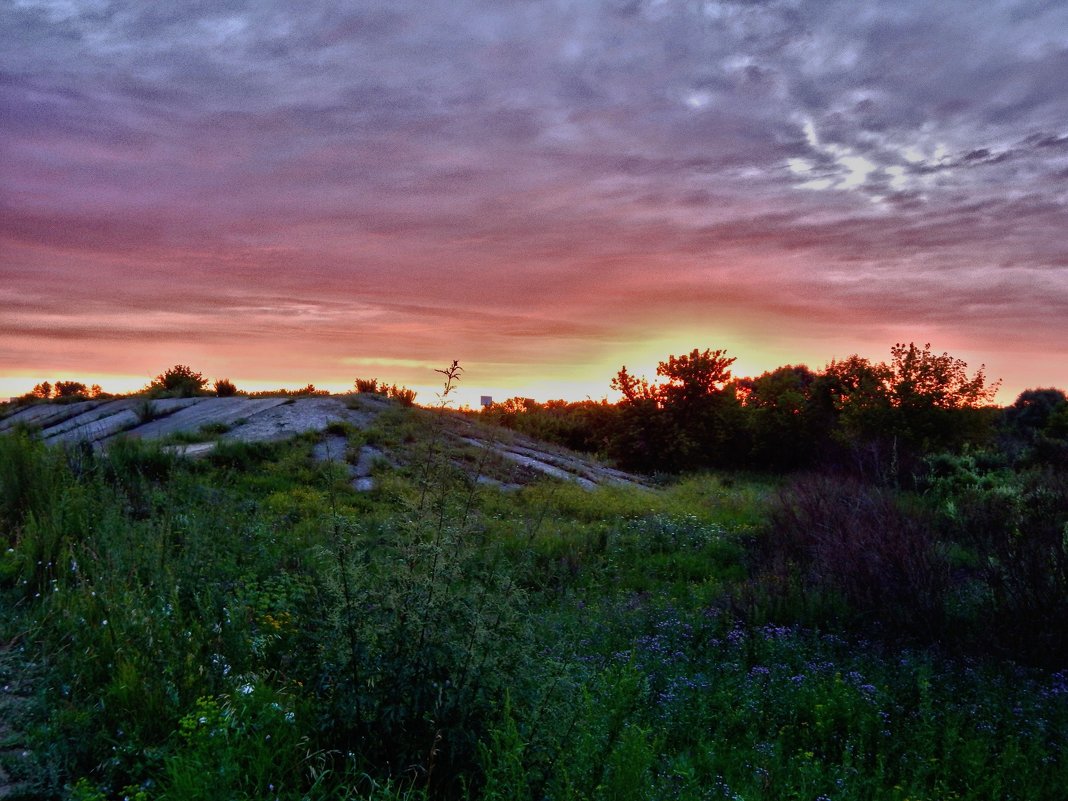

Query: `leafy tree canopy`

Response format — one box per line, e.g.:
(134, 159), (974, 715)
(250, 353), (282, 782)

(1003, 388), (1067, 432)
(740, 365), (817, 412)
(54, 381), (89, 398)
(889, 342), (999, 410)
(657, 348), (736, 407)
(610, 366), (657, 405)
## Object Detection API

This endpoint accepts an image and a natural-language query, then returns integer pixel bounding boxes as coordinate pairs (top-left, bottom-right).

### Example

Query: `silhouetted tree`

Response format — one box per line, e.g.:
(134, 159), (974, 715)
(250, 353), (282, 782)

(607, 349), (743, 471)
(656, 348), (736, 407)
(609, 366), (667, 471)
(151, 364), (207, 397)
(610, 366), (656, 404)
(598, 343), (1001, 476)
(808, 345), (999, 479)
(890, 342), (998, 410)
(886, 343), (999, 455)
(1003, 388), (1067, 436)
(812, 355), (893, 438)
(24, 380), (94, 402)
(740, 365), (819, 469)
(657, 348), (743, 470)
(54, 381), (89, 398)
(214, 378), (238, 397)
(1001, 388), (1068, 467)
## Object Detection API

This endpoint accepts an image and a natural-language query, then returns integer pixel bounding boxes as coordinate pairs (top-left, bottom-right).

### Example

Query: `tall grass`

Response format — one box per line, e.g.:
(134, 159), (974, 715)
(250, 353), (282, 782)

(1, 417), (1067, 799)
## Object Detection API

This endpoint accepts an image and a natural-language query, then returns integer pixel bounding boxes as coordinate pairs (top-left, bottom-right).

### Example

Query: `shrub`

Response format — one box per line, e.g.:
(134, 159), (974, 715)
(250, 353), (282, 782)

(386, 384), (417, 406)
(213, 378), (238, 397)
(354, 377), (381, 394)
(314, 361), (544, 794)
(54, 381), (89, 399)
(150, 365), (207, 398)
(161, 687), (310, 800)
(319, 508), (533, 793)
(0, 432), (66, 553)
(134, 398), (158, 424)
(750, 474), (948, 638)
(925, 455), (1068, 662)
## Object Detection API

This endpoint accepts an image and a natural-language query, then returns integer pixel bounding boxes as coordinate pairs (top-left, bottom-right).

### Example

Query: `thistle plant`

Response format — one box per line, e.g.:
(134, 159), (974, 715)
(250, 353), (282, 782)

(317, 360), (539, 796)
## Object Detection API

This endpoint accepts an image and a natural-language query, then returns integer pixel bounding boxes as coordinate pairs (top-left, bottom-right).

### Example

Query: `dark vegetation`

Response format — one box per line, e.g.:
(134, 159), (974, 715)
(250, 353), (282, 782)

(1, 347), (1067, 799)
(213, 378), (238, 397)
(26, 381), (106, 402)
(12, 366), (419, 405)
(481, 343), (1002, 477)
(354, 377), (419, 406)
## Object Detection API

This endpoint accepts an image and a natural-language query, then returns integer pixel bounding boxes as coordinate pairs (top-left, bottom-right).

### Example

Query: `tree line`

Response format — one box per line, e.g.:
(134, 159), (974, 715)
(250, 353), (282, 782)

(16, 365), (418, 405)
(480, 342), (1067, 479)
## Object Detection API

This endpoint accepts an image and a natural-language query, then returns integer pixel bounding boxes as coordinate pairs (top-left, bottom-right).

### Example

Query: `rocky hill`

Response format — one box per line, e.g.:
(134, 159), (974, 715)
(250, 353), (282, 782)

(0, 395), (644, 492)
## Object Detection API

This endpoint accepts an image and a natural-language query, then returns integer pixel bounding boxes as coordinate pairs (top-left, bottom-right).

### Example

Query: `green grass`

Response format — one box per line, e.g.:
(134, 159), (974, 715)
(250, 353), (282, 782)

(517, 597), (1068, 801)
(0, 424), (1066, 800)
(160, 421), (233, 445)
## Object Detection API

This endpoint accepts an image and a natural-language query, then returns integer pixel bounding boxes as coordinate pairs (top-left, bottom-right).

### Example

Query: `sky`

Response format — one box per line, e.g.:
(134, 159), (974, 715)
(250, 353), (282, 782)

(2, 0), (1067, 406)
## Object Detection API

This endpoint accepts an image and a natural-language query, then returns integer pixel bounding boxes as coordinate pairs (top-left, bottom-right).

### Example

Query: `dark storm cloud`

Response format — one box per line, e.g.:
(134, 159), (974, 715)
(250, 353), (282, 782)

(2, 0), (1067, 394)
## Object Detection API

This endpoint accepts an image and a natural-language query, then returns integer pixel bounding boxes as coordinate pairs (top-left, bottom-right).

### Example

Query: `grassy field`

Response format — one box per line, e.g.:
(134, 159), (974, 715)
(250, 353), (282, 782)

(1, 402), (1066, 800)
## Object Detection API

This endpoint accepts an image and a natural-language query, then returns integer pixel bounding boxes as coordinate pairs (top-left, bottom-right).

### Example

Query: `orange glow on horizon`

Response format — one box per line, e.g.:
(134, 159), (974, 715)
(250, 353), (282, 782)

(0, 336), (1044, 409)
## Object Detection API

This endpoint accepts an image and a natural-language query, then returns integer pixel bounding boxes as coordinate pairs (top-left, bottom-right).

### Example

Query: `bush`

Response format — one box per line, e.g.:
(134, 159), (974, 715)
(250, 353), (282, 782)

(355, 378), (381, 394)
(925, 455), (1068, 662)
(54, 381), (89, 399)
(749, 474), (948, 638)
(317, 469), (535, 793)
(386, 384), (417, 406)
(134, 398), (158, 423)
(150, 365), (207, 398)
(213, 378), (238, 397)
